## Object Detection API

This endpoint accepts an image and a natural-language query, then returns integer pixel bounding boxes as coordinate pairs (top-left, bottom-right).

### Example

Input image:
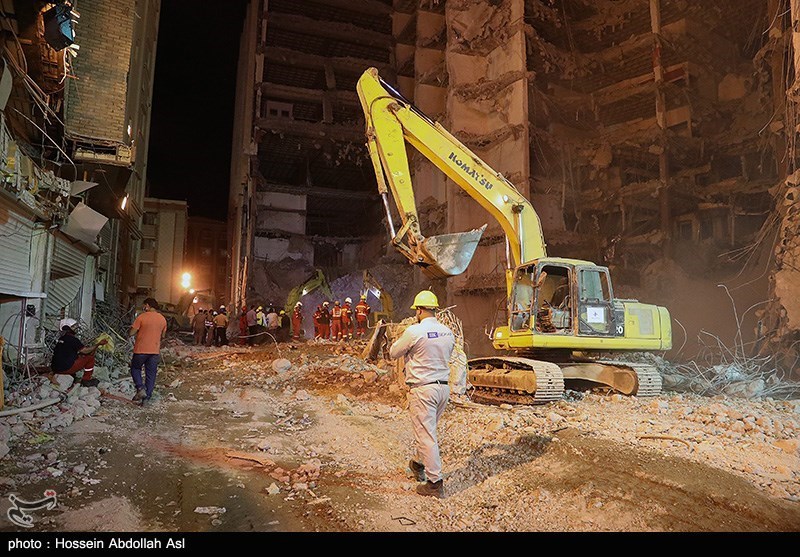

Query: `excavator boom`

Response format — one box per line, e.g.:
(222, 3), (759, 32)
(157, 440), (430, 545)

(357, 68), (547, 279)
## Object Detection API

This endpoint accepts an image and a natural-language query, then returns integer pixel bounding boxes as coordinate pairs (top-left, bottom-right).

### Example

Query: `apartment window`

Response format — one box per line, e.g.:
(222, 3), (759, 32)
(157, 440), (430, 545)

(141, 238), (156, 250)
(265, 101), (293, 119)
(139, 262), (154, 274)
(143, 212), (157, 225)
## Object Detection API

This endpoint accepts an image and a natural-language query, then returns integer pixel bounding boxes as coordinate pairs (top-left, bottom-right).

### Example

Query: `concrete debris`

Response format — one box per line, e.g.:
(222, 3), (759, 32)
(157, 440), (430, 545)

(272, 359), (293, 373)
(266, 483), (281, 495)
(194, 507), (227, 515)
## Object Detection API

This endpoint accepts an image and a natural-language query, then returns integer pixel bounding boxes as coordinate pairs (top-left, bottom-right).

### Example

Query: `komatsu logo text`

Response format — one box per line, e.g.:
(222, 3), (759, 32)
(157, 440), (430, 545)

(449, 152), (492, 190)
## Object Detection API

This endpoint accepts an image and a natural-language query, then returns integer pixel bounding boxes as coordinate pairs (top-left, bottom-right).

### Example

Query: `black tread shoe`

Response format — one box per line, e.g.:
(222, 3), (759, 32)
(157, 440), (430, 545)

(408, 459), (425, 482)
(132, 388), (146, 402)
(416, 480), (444, 498)
(80, 378), (100, 388)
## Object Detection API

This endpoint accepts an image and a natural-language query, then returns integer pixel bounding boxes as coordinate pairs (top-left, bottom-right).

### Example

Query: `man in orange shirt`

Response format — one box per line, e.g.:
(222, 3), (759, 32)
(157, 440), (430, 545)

(128, 298), (168, 406)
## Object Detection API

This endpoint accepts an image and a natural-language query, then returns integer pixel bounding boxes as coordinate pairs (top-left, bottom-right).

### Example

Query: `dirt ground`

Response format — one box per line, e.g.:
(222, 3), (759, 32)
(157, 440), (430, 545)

(1, 340), (798, 532)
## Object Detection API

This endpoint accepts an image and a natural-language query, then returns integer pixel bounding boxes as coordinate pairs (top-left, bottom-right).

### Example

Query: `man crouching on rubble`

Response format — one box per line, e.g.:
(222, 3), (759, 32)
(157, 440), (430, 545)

(48, 318), (107, 388)
(389, 290), (454, 499)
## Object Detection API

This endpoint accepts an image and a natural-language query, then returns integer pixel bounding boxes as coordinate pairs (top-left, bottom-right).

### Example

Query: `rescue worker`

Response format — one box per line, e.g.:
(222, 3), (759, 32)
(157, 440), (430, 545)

(279, 309), (290, 342)
(213, 308), (229, 346)
(389, 290), (454, 499)
(246, 305), (258, 346)
(355, 294), (371, 339)
(48, 319), (107, 388)
(331, 300), (343, 341)
(292, 302), (304, 341)
(193, 309), (207, 345)
(238, 306), (248, 345)
(313, 305), (323, 339)
(204, 311), (215, 346)
(318, 301), (331, 340)
(266, 306), (280, 341)
(256, 305), (266, 329)
(342, 297), (354, 340)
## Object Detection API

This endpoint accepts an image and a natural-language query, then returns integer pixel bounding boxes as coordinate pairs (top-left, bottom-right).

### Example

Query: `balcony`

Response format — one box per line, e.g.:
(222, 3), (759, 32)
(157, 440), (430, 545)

(139, 249), (155, 262)
(141, 224), (156, 238)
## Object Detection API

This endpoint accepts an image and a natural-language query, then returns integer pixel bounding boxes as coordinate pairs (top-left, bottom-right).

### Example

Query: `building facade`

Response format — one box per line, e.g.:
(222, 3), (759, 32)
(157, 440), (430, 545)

(0, 0), (160, 374)
(186, 216), (228, 309)
(135, 197), (188, 306)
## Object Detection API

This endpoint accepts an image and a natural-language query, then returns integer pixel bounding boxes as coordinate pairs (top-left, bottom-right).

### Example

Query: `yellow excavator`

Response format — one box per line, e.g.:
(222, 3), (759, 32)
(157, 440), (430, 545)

(361, 269), (394, 324)
(285, 269), (334, 314)
(357, 68), (671, 404)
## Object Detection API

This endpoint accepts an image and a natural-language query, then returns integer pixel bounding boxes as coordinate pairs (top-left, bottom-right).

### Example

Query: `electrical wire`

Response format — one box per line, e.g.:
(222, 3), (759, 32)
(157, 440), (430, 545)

(10, 107), (77, 179)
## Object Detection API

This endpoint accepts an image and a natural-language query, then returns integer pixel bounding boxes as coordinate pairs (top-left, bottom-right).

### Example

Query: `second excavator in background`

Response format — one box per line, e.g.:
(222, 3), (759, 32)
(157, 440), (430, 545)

(285, 269), (334, 314)
(357, 68), (671, 404)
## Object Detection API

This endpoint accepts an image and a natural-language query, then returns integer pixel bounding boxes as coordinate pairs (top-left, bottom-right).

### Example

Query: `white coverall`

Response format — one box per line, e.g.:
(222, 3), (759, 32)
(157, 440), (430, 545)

(389, 316), (455, 482)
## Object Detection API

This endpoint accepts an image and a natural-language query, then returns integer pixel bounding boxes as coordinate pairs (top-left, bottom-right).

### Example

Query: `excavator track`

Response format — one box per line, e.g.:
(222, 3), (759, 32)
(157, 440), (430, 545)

(597, 361), (663, 397)
(467, 357), (564, 405)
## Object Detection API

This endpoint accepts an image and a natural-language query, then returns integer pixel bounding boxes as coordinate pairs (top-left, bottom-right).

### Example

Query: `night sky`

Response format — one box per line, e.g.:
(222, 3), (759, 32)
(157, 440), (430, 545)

(147, 1), (248, 219)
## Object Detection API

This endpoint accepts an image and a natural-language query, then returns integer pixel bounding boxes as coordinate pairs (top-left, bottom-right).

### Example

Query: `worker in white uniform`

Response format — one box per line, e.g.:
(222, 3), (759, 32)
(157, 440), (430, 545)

(389, 290), (454, 498)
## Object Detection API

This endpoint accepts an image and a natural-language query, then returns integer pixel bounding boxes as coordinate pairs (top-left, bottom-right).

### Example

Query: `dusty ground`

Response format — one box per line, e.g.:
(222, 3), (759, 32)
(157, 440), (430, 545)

(1, 340), (799, 532)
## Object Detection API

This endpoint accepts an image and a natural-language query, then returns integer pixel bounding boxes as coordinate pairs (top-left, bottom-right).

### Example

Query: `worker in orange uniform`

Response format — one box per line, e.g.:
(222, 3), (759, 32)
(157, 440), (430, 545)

(342, 297), (354, 340)
(355, 294), (371, 339)
(318, 301), (331, 340)
(313, 305), (322, 339)
(292, 302), (304, 341)
(331, 300), (343, 341)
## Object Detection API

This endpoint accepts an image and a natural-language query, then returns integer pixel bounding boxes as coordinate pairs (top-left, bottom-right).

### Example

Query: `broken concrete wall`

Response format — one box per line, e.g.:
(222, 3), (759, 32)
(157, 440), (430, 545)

(761, 175), (800, 375)
(445, 0), (530, 356)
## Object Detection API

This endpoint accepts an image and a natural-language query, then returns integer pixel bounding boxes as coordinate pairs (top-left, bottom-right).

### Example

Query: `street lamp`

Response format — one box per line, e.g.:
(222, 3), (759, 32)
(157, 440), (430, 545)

(181, 272), (191, 290)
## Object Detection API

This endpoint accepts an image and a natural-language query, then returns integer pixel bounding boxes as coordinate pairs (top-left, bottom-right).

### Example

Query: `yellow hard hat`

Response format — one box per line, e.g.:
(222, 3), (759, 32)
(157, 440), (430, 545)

(411, 290), (439, 309)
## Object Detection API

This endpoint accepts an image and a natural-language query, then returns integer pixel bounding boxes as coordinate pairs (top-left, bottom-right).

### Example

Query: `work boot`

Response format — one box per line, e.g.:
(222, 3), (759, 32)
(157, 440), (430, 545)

(416, 480), (444, 499)
(408, 459), (425, 482)
(80, 377), (100, 388)
(132, 388), (146, 402)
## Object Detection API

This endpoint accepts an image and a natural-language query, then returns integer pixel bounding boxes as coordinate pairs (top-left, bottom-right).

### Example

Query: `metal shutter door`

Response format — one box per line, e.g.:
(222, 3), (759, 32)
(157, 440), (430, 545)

(45, 238), (87, 318)
(0, 195), (36, 297)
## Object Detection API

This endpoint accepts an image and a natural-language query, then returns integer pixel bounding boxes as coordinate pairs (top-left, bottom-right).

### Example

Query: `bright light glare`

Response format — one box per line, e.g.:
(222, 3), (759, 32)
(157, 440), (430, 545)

(181, 272), (191, 289)
(120, 194), (129, 210)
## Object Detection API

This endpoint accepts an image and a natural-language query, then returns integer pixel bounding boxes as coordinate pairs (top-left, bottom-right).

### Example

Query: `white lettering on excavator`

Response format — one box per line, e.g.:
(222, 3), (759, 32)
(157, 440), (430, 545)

(449, 152), (493, 190)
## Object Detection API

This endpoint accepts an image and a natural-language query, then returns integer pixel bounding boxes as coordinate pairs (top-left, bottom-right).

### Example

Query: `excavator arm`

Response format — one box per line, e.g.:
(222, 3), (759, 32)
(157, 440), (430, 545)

(285, 269), (334, 313)
(357, 67), (547, 280)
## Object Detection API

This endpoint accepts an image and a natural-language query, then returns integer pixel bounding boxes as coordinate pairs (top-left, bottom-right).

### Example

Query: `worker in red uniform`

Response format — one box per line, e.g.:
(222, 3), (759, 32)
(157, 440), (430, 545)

(318, 301), (331, 340)
(313, 305), (322, 339)
(238, 306), (248, 345)
(342, 297), (354, 340)
(355, 295), (371, 339)
(331, 300), (343, 341)
(292, 302), (304, 341)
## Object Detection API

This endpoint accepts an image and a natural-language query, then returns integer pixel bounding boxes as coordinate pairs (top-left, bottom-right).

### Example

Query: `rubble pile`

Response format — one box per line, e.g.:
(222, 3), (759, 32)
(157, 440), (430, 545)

(617, 352), (800, 400)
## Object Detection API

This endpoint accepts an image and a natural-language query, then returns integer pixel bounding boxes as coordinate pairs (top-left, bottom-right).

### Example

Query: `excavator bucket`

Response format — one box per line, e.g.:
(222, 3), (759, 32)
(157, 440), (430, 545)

(418, 224), (487, 278)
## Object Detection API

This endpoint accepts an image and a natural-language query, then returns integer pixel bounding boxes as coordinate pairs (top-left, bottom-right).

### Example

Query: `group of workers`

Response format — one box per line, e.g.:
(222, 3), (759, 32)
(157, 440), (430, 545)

(309, 295), (371, 341)
(239, 304), (292, 345)
(190, 305), (230, 346)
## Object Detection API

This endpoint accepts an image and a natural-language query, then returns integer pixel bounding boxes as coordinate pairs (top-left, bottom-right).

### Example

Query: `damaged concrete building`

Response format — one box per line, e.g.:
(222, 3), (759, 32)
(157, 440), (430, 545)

(0, 1), (161, 376)
(229, 0), (800, 373)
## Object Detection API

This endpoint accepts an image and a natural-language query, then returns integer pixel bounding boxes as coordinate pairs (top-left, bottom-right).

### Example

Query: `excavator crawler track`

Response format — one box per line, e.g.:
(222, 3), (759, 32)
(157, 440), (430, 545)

(597, 361), (662, 397)
(467, 357), (564, 405)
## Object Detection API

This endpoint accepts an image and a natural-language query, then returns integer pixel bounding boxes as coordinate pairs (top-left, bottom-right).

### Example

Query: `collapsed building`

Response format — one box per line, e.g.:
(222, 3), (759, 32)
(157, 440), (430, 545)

(0, 1), (161, 379)
(229, 0), (799, 374)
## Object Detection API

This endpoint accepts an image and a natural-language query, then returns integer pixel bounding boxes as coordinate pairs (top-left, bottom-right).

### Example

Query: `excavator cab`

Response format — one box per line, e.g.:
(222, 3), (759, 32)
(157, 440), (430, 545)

(508, 260), (618, 338)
